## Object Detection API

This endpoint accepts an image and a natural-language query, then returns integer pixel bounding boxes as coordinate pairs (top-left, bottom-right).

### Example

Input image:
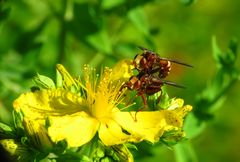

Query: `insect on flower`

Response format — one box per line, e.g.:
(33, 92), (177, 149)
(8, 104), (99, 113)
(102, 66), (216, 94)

(124, 47), (192, 107)
(126, 73), (186, 106)
(133, 46), (193, 78)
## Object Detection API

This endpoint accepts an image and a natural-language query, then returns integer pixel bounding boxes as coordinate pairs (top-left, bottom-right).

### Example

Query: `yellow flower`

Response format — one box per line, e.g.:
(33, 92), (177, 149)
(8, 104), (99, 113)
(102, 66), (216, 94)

(23, 118), (53, 150)
(0, 139), (18, 156)
(13, 63), (192, 148)
(110, 59), (134, 82)
(0, 139), (30, 161)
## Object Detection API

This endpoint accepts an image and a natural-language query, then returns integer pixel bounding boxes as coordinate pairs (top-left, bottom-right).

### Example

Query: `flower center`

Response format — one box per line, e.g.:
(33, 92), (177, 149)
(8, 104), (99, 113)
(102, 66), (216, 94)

(83, 65), (125, 122)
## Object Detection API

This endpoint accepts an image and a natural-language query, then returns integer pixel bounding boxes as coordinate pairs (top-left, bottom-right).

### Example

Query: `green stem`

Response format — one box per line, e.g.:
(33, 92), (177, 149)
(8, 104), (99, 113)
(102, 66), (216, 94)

(194, 69), (238, 121)
(209, 77), (237, 107)
(58, 0), (67, 63)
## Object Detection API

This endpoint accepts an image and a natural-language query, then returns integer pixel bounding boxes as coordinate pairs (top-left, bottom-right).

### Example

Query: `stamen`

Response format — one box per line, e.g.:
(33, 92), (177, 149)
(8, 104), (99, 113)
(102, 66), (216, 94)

(120, 102), (136, 111)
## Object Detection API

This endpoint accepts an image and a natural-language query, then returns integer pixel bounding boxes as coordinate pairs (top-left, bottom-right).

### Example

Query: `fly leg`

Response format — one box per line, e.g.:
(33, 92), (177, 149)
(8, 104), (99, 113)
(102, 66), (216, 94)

(156, 89), (163, 104)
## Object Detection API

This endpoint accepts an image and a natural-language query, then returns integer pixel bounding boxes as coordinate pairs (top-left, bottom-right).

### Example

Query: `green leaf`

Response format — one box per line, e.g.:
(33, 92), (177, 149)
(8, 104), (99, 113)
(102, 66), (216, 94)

(157, 90), (171, 109)
(225, 37), (238, 65)
(67, 3), (99, 39)
(0, 123), (13, 132)
(183, 113), (206, 139)
(64, 0), (74, 21)
(0, 6), (11, 22)
(174, 141), (198, 162)
(12, 111), (23, 129)
(212, 36), (223, 68)
(86, 29), (112, 54)
(0, 102), (12, 124)
(180, 0), (196, 6)
(89, 52), (105, 67)
(101, 0), (125, 10)
(161, 129), (186, 146)
(125, 143), (138, 151)
(56, 68), (63, 88)
(195, 38), (239, 121)
(0, 123), (14, 138)
(212, 36), (238, 68)
(128, 6), (150, 36)
(33, 73), (56, 89)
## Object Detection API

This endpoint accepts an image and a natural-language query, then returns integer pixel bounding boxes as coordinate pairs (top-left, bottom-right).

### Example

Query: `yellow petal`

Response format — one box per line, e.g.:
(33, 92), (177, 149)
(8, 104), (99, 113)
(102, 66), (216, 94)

(111, 59), (134, 82)
(172, 104), (193, 119)
(162, 98), (192, 131)
(13, 89), (83, 120)
(168, 99), (192, 114)
(111, 111), (166, 144)
(168, 98), (184, 110)
(99, 110), (165, 146)
(23, 118), (53, 150)
(161, 110), (183, 131)
(48, 111), (99, 147)
(98, 117), (141, 146)
(101, 106), (191, 146)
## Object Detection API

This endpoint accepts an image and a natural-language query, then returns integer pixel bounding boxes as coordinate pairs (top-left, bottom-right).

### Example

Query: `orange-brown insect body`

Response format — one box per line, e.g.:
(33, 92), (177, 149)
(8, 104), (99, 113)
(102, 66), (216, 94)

(133, 47), (192, 79)
(125, 46), (192, 107)
(158, 59), (171, 78)
(126, 74), (164, 105)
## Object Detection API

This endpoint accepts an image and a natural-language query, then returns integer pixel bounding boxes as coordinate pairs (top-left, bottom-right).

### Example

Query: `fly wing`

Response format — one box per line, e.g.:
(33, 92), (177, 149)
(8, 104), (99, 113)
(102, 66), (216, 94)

(162, 80), (186, 89)
(159, 58), (193, 67)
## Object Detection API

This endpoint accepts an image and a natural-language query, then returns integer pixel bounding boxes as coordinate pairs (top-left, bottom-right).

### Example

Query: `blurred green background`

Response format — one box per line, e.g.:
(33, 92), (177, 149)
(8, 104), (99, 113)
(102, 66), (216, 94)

(0, 0), (240, 162)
